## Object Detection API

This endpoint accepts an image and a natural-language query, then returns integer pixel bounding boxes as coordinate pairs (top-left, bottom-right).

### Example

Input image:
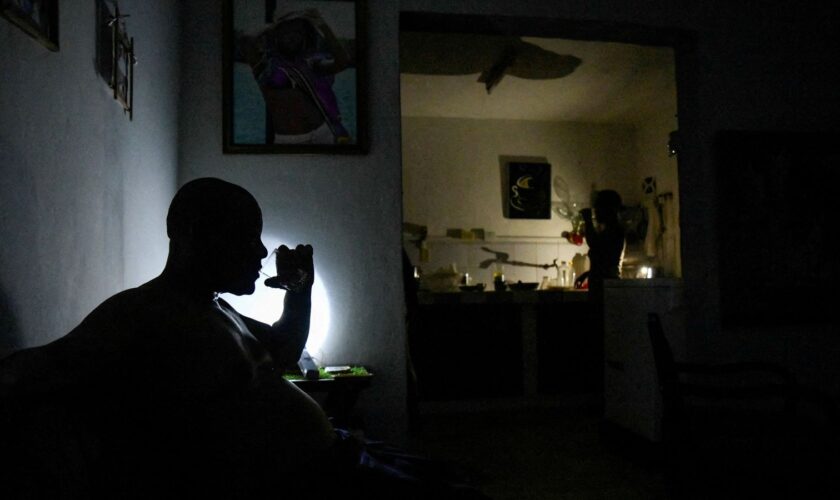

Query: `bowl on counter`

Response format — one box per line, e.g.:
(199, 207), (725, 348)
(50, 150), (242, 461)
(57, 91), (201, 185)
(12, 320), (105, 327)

(459, 283), (486, 292)
(508, 281), (539, 291)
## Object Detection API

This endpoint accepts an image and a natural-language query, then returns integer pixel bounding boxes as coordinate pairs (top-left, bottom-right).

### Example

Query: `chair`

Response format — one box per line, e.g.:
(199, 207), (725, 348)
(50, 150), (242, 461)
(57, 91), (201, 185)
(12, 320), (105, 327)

(647, 312), (801, 499)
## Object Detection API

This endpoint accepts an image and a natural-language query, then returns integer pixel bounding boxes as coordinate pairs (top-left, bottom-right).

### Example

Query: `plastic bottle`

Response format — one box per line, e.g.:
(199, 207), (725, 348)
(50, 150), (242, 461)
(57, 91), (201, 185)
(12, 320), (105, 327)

(558, 261), (572, 288)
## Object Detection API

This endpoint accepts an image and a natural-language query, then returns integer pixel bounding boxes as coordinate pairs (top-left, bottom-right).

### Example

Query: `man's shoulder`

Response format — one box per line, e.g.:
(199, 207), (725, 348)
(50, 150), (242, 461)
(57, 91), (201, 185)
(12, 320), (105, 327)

(84, 285), (155, 320)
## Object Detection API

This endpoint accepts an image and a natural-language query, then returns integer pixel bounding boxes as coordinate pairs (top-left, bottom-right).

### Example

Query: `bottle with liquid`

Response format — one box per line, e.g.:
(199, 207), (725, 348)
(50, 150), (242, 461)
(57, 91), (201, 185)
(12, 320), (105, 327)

(557, 261), (573, 288)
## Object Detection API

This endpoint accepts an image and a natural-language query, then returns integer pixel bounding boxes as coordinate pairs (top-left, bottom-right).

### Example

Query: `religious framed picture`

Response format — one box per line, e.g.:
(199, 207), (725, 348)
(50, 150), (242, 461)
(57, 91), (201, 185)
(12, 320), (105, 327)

(505, 162), (552, 219)
(222, 0), (367, 154)
(1, 0), (59, 51)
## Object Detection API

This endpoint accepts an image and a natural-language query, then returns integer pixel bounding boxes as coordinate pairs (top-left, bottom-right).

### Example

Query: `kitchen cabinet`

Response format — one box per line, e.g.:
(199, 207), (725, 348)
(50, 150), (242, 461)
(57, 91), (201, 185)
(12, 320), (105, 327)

(603, 279), (685, 442)
(410, 290), (596, 401)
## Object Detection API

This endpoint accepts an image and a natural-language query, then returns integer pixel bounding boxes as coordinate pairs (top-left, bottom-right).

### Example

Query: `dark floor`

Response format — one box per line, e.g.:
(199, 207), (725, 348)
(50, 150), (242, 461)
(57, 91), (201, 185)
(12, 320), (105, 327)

(409, 398), (666, 500)
(407, 395), (839, 500)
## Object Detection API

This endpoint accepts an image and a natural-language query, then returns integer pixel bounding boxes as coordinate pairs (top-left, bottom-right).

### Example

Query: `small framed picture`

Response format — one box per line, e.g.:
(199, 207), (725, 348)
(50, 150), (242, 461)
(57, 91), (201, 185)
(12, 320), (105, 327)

(1, 0), (59, 51)
(111, 16), (134, 119)
(223, 0), (367, 154)
(506, 162), (552, 219)
(95, 1), (134, 119)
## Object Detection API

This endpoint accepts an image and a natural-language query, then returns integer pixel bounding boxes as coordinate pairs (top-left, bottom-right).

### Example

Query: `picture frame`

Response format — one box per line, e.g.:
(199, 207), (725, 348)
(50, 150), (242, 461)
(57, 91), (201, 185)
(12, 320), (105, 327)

(505, 162), (552, 219)
(111, 12), (134, 119)
(1, 0), (59, 51)
(95, 1), (134, 119)
(222, 0), (367, 154)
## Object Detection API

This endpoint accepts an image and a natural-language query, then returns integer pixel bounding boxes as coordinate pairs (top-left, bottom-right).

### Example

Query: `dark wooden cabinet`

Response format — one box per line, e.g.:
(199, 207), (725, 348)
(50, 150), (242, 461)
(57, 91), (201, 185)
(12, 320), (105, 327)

(409, 290), (597, 401)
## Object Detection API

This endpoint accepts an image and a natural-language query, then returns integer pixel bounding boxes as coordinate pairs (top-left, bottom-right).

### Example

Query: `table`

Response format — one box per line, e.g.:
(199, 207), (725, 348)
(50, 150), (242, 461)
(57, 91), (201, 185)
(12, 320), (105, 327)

(287, 369), (373, 429)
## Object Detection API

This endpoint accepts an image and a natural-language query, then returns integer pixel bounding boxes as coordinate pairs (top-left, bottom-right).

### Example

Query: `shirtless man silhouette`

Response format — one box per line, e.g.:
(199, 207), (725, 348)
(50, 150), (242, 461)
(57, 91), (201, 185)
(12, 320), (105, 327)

(2, 178), (494, 500)
(2, 178), (334, 497)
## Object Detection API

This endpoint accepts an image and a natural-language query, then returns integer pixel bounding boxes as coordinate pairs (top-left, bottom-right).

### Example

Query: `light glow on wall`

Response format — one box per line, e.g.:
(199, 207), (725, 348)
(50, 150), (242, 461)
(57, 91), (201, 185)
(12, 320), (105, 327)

(222, 237), (332, 360)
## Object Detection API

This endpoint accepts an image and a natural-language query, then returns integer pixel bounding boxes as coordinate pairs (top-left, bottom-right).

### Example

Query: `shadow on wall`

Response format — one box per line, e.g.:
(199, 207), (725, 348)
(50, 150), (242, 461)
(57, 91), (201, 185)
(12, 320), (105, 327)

(0, 285), (21, 358)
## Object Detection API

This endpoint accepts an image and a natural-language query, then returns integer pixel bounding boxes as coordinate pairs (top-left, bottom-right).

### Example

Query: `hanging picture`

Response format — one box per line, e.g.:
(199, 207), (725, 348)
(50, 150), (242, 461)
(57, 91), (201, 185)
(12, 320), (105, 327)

(506, 162), (552, 219)
(222, 0), (367, 154)
(1, 0), (59, 51)
(111, 13), (135, 119)
(95, 1), (134, 119)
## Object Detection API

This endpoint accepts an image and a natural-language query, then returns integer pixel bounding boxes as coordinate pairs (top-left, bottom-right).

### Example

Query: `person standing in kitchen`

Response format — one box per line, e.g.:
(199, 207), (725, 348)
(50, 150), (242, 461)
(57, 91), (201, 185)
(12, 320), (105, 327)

(576, 189), (626, 393)
(576, 189), (626, 290)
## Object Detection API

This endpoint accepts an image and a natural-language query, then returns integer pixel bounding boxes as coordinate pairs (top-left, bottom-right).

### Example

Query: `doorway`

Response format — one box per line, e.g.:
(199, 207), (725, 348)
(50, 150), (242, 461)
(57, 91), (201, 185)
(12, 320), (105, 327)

(399, 12), (691, 404)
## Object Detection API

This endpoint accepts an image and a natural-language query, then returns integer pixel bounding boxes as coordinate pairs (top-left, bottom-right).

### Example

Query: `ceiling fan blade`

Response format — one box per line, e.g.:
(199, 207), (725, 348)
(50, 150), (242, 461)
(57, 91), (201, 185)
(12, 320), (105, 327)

(400, 32), (521, 75)
(507, 41), (582, 79)
(477, 45), (517, 93)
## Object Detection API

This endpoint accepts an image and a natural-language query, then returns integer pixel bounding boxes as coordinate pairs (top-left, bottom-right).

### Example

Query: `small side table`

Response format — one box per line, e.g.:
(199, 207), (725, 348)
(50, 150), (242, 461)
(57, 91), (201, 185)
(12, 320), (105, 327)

(287, 369), (373, 429)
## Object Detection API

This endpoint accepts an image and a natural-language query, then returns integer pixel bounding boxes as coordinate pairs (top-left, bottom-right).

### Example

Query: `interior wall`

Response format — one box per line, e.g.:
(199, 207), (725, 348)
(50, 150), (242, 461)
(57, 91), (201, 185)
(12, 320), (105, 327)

(0, 0), (180, 356)
(402, 116), (638, 237)
(634, 116), (681, 276)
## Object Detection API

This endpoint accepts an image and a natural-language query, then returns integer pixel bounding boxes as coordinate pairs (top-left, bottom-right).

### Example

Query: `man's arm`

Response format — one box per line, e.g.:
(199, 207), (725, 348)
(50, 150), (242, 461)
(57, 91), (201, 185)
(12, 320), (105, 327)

(239, 244), (315, 369)
(239, 289), (311, 369)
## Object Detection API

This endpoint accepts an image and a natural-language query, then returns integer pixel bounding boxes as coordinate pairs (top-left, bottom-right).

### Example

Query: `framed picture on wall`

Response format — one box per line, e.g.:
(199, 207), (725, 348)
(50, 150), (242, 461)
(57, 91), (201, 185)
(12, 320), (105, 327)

(1, 0), (59, 51)
(505, 162), (552, 219)
(222, 0), (367, 154)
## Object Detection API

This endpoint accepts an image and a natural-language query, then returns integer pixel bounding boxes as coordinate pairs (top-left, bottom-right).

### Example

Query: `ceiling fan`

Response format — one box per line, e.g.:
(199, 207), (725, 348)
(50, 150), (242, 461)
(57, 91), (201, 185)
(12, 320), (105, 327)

(400, 32), (582, 94)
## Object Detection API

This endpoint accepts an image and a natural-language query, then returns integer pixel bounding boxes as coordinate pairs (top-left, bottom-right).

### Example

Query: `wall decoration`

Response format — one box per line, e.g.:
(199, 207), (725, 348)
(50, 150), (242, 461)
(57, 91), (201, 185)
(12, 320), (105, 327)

(95, 1), (135, 120)
(505, 162), (551, 219)
(1, 0), (59, 51)
(223, 0), (367, 154)
(716, 131), (839, 326)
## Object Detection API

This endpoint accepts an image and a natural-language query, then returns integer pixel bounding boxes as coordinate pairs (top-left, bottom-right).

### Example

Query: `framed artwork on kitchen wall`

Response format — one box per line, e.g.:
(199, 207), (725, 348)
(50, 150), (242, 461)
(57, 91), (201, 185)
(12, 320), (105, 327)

(223, 0), (368, 154)
(505, 162), (552, 219)
(1, 0), (59, 51)
(716, 131), (839, 326)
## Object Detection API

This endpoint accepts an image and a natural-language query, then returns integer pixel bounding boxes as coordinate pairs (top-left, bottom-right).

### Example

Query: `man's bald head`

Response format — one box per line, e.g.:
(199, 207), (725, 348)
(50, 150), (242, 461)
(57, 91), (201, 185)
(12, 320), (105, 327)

(165, 178), (268, 294)
(167, 177), (261, 245)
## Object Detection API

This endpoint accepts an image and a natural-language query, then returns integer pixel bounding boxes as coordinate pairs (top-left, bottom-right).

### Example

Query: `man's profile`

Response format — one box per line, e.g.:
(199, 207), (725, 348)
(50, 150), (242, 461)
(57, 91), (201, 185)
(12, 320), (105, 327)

(1, 177), (334, 497)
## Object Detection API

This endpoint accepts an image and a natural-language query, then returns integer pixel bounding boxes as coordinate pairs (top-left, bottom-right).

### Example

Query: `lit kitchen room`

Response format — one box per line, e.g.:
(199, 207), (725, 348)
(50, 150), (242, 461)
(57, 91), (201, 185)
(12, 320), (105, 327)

(400, 17), (681, 396)
(399, 15), (684, 497)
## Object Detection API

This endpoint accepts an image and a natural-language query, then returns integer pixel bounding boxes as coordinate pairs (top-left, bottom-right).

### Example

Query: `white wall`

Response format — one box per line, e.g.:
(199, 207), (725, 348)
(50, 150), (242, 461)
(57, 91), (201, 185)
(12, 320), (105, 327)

(635, 116), (681, 276)
(0, 0), (180, 355)
(402, 116), (637, 284)
(402, 116), (638, 237)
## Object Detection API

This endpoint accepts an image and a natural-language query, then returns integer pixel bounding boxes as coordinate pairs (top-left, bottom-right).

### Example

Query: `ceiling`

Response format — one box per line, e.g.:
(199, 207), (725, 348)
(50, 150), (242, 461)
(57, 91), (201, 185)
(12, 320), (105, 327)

(400, 35), (678, 125)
